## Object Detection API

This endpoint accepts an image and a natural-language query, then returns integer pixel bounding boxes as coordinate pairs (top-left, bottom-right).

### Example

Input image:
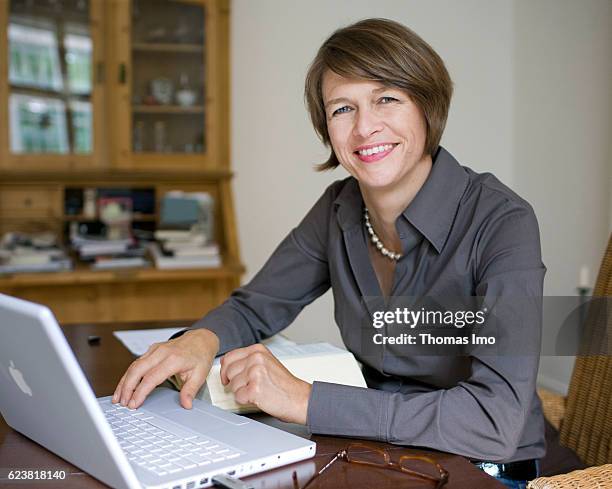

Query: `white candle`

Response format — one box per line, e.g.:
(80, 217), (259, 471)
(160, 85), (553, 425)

(579, 265), (590, 288)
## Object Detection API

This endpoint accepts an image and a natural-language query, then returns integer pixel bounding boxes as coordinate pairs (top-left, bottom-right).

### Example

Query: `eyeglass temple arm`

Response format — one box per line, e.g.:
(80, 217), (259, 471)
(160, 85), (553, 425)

(300, 449), (347, 489)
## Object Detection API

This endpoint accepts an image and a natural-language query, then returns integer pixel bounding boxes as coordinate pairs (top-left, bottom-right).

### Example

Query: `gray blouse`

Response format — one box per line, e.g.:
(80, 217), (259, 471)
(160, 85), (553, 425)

(183, 146), (546, 463)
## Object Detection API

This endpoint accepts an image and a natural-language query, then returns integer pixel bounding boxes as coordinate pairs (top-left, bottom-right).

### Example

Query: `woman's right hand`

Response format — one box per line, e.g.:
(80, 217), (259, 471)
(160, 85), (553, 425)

(112, 328), (220, 410)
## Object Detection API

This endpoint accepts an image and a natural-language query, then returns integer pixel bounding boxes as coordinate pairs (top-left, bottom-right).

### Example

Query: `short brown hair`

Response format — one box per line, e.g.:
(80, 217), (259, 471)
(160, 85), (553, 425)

(304, 18), (453, 171)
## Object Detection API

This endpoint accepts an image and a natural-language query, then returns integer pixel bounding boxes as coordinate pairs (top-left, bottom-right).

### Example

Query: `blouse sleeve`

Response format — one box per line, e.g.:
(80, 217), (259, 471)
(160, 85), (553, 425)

(178, 182), (337, 353)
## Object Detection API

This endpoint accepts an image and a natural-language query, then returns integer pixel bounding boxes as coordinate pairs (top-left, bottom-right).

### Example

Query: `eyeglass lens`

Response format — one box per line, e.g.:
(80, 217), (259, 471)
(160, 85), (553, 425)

(346, 444), (389, 466)
(346, 444), (445, 483)
(399, 457), (445, 480)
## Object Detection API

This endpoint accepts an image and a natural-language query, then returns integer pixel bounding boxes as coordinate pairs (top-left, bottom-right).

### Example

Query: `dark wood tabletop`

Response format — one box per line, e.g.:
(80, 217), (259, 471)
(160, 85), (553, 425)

(0, 321), (504, 488)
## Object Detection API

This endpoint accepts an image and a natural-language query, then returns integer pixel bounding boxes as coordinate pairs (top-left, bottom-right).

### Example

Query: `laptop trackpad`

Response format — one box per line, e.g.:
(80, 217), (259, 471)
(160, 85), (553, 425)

(163, 407), (248, 434)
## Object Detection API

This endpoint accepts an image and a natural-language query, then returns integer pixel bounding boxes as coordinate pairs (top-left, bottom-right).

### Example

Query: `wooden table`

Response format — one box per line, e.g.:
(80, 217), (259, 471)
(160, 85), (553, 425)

(0, 321), (504, 488)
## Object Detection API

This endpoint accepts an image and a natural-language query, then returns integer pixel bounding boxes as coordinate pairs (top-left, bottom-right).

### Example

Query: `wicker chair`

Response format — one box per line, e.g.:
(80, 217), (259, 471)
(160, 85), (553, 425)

(529, 234), (612, 488)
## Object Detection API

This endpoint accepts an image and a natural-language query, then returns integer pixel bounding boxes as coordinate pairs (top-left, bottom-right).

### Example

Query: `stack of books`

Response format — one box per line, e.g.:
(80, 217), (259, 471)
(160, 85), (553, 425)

(149, 191), (221, 270)
(70, 234), (148, 270)
(149, 230), (221, 269)
(0, 232), (72, 274)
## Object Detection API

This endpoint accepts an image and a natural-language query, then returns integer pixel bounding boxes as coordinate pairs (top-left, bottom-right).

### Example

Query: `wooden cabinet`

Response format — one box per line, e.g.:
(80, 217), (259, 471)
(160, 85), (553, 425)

(0, 186), (62, 218)
(1, 0), (228, 171)
(107, 0), (229, 170)
(0, 0), (242, 325)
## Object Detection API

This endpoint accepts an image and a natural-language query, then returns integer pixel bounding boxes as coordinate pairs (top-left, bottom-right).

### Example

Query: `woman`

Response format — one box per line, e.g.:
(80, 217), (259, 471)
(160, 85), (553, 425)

(114, 18), (545, 488)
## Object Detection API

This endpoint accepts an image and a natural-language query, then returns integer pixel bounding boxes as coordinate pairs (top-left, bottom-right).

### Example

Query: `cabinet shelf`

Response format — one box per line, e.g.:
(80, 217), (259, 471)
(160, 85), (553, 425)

(63, 213), (157, 222)
(0, 260), (245, 287)
(133, 105), (204, 114)
(0, 169), (232, 182)
(132, 42), (204, 53)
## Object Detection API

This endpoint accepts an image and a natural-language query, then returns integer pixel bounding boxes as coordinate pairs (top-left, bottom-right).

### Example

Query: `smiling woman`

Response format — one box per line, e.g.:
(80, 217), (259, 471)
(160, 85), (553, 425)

(114, 18), (545, 489)
(303, 20), (454, 282)
(321, 74), (430, 194)
(304, 19), (452, 171)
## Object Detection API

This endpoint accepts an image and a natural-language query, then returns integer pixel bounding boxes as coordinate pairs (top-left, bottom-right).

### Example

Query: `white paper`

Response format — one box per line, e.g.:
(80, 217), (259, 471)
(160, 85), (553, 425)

(113, 327), (185, 356)
(113, 327), (297, 357)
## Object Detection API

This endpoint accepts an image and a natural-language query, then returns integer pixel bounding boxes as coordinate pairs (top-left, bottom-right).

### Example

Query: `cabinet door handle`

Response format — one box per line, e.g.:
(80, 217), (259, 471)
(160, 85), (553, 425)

(118, 63), (127, 84)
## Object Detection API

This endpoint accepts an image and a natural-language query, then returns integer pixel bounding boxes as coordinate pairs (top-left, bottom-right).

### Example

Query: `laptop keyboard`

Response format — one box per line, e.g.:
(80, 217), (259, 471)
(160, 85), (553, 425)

(100, 400), (241, 476)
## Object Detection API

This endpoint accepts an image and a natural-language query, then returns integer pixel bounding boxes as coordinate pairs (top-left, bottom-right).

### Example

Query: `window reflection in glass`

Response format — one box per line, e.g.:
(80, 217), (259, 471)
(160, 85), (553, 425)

(8, 0), (92, 156)
(9, 94), (69, 153)
(64, 28), (92, 95)
(9, 21), (63, 91)
(69, 100), (92, 153)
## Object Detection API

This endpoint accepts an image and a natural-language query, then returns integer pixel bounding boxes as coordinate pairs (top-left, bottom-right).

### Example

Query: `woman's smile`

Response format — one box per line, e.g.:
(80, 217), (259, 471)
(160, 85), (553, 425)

(354, 143), (399, 163)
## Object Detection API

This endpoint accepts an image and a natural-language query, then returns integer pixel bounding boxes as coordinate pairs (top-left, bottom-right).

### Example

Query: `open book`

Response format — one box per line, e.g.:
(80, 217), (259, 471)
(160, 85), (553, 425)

(169, 340), (367, 413)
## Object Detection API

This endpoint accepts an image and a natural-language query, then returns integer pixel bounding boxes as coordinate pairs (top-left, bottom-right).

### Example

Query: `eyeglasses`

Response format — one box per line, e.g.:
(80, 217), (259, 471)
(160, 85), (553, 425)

(293, 442), (449, 488)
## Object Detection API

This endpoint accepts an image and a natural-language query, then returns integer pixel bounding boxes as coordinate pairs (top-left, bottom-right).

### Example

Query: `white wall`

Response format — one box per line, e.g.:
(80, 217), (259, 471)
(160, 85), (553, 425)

(230, 1), (612, 391)
(231, 0), (515, 347)
(513, 0), (612, 394)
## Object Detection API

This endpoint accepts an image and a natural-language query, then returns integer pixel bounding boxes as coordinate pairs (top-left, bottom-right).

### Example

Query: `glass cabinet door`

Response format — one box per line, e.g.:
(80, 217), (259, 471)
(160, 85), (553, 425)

(4, 0), (103, 167)
(113, 0), (222, 170)
(131, 0), (205, 154)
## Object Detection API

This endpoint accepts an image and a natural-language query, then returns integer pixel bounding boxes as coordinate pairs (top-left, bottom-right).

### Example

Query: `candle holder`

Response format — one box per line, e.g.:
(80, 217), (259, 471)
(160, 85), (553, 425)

(576, 286), (591, 327)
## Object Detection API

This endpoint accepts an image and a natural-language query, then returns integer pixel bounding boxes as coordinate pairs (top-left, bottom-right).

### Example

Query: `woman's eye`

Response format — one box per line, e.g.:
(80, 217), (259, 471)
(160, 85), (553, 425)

(379, 96), (398, 104)
(332, 106), (352, 116)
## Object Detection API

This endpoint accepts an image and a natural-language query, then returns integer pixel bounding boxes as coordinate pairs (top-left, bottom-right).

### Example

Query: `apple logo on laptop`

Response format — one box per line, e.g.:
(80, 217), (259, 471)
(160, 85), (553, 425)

(9, 360), (32, 397)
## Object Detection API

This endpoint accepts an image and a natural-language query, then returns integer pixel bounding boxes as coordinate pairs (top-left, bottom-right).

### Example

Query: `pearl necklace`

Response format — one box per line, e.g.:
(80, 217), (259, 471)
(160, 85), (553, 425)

(364, 208), (402, 261)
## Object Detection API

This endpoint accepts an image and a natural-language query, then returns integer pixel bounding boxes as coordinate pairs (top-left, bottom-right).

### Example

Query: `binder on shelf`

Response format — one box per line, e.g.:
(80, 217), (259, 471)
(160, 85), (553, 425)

(159, 191), (214, 240)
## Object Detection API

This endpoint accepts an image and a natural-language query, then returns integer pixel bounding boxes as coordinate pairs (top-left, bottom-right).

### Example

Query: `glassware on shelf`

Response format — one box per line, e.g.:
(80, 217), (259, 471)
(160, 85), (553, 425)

(129, 0), (206, 157)
(150, 78), (173, 105)
(133, 120), (145, 152)
(153, 120), (166, 153)
(173, 20), (191, 44)
(175, 74), (196, 107)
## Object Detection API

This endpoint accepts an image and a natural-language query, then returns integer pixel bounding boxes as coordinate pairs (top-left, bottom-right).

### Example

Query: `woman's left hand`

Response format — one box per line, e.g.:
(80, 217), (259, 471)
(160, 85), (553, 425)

(220, 344), (312, 424)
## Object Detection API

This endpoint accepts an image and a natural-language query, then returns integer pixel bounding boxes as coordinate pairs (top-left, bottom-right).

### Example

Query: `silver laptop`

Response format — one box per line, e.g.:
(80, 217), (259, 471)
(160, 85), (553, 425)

(0, 294), (316, 489)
